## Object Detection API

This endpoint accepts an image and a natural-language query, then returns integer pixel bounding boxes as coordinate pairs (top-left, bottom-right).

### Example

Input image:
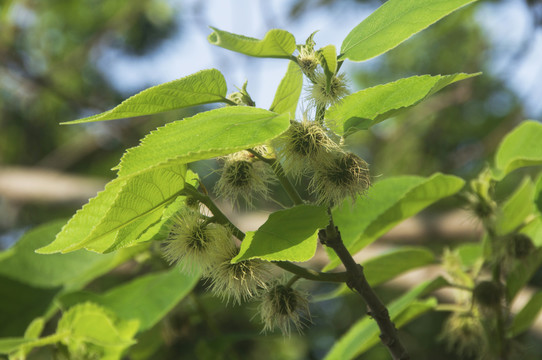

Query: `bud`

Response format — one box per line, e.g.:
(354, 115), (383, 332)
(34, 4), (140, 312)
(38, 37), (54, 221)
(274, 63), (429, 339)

(311, 151), (370, 205)
(275, 119), (339, 178)
(472, 280), (502, 310)
(162, 209), (232, 275)
(440, 311), (486, 358)
(226, 80), (255, 106)
(259, 283), (310, 335)
(507, 233), (534, 259)
(215, 151), (274, 207)
(206, 244), (271, 305)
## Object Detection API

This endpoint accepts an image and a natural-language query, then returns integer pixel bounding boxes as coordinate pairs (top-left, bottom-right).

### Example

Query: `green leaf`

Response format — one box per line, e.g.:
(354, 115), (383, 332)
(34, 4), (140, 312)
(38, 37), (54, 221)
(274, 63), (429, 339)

(325, 73), (480, 136)
(232, 205), (328, 263)
(58, 302), (138, 358)
(59, 269), (200, 333)
(208, 27), (296, 59)
(269, 61), (303, 118)
(535, 175), (542, 215)
(326, 173), (464, 270)
(0, 338), (32, 354)
(317, 45), (338, 76)
(63, 69), (228, 124)
(324, 278), (443, 360)
(37, 164), (187, 254)
(508, 290), (542, 338)
(363, 247), (435, 287)
(24, 318), (45, 339)
(506, 248), (542, 301)
(340, 0), (478, 62)
(0, 220), (134, 288)
(495, 177), (535, 235)
(522, 215), (542, 247)
(493, 120), (542, 179)
(117, 107), (290, 177)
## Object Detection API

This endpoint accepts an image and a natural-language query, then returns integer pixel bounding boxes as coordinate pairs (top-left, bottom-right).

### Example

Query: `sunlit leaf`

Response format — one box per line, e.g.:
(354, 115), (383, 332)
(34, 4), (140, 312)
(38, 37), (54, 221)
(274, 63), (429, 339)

(63, 69), (228, 124)
(117, 107), (290, 177)
(493, 120), (542, 179)
(325, 73), (480, 136)
(232, 205), (328, 263)
(495, 177), (535, 235)
(340, 0), (478, 62)
(269, 61), (303, 118)
(208, 27), (296, 58)
(37, 165), (187, 254)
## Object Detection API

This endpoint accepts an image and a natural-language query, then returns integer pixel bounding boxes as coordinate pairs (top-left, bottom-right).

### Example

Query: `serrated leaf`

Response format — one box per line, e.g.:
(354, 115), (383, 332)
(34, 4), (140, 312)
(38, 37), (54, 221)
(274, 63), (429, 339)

(117, 107), (290, 177)
(493, 120), (542, 179)
(325, 73), (480, 136)
(63, 69), (228, 124)
(324, 278), (443, 360)
(208, 27), (296, 59)
(507, 248), (542, 302)
(495, 177), (535, 235)
(269, 61), (303, 118)
(232, 205), (328, 263)
(326, 173), (464, 270)
(0, 220), (133, 288)
(59, 269), (200, 333)
(37, 165), (187, 254)
(508, 290), (542, 338)
(340, 0), (478, 62)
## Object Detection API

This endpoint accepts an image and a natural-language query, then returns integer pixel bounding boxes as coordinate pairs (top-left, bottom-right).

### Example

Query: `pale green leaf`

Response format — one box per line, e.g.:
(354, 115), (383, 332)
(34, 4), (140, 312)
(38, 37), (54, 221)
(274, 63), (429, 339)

(117, 107), (290, 177)
(58, 302), (138, 353)
(340, 0), (478, 62)
(508, 291), (542, 338)
(232, 205), (328, 263)
(324, 278), (444, 360)
(59, 269), (200, 333)
(317, 45), (338, 75)
(24, 318), (45, 339)
(0, 220), (134, 288)
(493, 120), (542, 179)
(363, 247), (435, 286)
(37, 164), (187, 254)
(495, 177), (535, 235)
(326, 173), (464, 270)
(269, 61), (303, 118)
(208, 27), (296, 59)
(522, 215), (542, 247)
(506, 248), (542, 301)
(325, 73), (480, 136)
(63, 69), (228, 124)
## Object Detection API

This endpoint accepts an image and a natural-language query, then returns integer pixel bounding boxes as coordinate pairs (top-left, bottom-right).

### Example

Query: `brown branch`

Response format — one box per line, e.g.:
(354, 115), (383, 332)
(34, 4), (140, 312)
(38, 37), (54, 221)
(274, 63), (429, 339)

(319, 225), (409, 360)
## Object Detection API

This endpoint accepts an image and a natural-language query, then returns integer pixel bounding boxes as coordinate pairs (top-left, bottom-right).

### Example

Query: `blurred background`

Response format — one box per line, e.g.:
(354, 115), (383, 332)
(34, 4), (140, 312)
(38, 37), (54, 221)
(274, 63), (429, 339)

(1, 0), (541, 359)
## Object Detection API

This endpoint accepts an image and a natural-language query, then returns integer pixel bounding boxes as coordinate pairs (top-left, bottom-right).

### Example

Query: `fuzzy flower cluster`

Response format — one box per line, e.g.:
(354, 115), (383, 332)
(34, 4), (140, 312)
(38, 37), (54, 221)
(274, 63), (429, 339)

(259, 282), (310, 335)
(215, 150), (275, 208)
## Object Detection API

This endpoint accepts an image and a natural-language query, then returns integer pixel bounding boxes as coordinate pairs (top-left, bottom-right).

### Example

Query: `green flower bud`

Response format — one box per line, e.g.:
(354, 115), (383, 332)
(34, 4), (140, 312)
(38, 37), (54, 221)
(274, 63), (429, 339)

(275, 119), (339, 178)
(215, 151), (274, 207)
(206, 244), (271, 305)
(472, 280), (502, 310)
(311, 151), (370, 205)
(507, 233), (534, 259)
(162, 209), (232, 275)
(259, 283), (310, 335)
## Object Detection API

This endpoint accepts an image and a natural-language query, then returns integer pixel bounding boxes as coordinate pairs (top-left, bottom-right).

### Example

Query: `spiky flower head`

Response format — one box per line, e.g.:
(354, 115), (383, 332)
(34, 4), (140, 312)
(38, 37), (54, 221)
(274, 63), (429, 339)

(162, 209), (232, 275)
(275, 119), (339, 178)
(507, 233), (534, 259)
(215, 150), (274, 207)
(311, 151), (370, 205)
(472, 280), (502, 311)
(206, 243), (271, 305)
(310, 72), (348, 108)
(440, 311), (487, 359)
(259, 283), (310, 335)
